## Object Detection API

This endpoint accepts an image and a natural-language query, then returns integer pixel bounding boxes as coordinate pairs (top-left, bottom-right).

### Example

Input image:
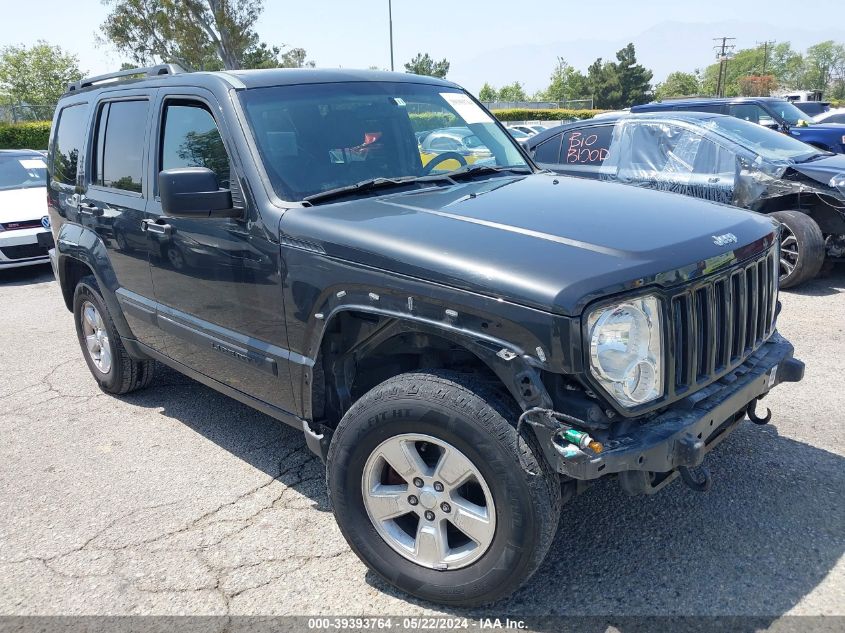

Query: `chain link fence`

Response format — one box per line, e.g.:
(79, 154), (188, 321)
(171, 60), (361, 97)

(0, 104), (56, 123)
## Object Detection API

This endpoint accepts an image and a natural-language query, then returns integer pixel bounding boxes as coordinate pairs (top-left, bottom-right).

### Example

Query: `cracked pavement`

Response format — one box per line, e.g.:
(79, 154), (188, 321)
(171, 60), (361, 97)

(0, 263), (843, 621)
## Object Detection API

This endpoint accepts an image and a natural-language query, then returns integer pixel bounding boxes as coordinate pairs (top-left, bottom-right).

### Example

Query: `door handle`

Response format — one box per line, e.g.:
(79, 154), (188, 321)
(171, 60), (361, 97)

(141, 219), (173, 236)
(79, 202), (103, 217)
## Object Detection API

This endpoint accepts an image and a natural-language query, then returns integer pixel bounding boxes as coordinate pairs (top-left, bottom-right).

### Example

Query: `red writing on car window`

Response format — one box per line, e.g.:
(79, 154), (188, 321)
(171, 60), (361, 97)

(566, 132), (609, 164)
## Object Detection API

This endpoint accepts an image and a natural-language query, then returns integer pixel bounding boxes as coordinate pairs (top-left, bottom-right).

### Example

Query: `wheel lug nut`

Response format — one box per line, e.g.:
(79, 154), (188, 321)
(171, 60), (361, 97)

(440, 502), (451, 513)
(424, 510), (435, 521)
(433, 481), (444, 492)
(413, 477), (424, 488)
(408, 495), (418, 506)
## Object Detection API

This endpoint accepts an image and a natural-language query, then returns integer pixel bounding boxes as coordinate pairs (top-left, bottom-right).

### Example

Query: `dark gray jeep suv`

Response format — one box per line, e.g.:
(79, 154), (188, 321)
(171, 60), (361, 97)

(46, 65), (803, 606)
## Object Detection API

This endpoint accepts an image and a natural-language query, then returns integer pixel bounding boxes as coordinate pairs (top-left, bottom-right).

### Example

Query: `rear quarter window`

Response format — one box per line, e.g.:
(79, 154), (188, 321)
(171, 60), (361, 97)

(532, 133), (562, 164)
(51, 104), (88, 187)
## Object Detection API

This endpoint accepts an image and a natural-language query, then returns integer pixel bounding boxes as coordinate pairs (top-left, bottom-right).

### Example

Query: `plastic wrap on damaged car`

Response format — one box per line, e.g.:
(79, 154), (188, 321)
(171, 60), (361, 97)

(595, 118), (803, 209)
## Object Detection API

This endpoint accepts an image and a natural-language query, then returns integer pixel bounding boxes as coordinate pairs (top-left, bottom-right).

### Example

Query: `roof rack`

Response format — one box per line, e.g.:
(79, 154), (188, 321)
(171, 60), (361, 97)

(67, 64), (185, 92)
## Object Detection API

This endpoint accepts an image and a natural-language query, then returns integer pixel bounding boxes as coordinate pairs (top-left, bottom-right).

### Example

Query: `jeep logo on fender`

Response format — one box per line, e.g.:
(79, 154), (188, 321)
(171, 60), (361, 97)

(712, 233), (738, 246)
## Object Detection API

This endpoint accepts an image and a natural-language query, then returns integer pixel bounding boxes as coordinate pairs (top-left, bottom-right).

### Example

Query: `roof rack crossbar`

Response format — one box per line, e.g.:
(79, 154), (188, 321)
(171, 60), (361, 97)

(67, 64), (185, 92)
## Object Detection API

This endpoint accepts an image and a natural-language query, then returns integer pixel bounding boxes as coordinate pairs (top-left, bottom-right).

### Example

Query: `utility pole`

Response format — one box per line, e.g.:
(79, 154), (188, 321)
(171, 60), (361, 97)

(713, 36), (736, 97)
(388, 0), (395, 71)
(757, 40), (776, 74)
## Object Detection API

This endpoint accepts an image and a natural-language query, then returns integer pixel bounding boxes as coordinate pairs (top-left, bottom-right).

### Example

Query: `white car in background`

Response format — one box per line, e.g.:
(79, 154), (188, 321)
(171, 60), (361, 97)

(0, 150), (52, 270)
(815, 107), (845, 124)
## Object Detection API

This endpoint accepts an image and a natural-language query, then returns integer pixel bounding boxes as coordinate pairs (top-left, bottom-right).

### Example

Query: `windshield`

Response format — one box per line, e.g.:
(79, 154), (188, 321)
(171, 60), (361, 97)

(769, 100), (814, 126)
(706, 116), (822, 163)
(239, 82), (528, 201)
(0, 154), (47, 191)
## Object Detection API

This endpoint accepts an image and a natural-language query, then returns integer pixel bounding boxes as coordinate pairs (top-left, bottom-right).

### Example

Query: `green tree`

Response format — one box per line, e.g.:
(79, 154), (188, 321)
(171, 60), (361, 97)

(615, 43), (653, 106)
(586, 58), (621, 108)
(585, 44), (652, 108)
(0, 41), (82, 112)
(404, 53), (450, 78)
(768, 43), (806, 89)
(654, 71), (700, 101)
(478, 82), (497, 101)
(101, 0), (312, 71)
(543, 57), (588, 102)
(497, 81), (527, 101)
(701, 46), (765, 96)
(804, 40), (845, 90)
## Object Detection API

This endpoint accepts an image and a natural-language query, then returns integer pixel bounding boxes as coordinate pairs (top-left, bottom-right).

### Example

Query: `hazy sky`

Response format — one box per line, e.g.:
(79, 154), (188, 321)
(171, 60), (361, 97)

(1, 0), (842, 94)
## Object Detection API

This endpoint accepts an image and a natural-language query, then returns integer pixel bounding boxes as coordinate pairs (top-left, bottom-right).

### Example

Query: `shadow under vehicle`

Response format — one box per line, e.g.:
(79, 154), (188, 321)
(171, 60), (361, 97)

(45, 64), (803, 607)
(527, 112), (845, 288)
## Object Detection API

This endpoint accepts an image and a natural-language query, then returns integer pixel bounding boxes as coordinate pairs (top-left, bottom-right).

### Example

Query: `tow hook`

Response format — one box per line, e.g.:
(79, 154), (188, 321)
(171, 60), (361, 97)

(747, 398), (772, 425)
(679, 465), (712, 492)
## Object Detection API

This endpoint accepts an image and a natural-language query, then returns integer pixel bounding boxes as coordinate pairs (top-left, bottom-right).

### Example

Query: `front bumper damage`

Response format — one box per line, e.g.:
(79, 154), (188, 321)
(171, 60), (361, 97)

(530, 333), (803, 495)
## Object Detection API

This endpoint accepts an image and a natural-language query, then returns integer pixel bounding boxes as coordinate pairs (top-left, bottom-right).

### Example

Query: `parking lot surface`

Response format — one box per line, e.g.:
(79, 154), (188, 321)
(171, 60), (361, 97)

(0, 263), (843, 621)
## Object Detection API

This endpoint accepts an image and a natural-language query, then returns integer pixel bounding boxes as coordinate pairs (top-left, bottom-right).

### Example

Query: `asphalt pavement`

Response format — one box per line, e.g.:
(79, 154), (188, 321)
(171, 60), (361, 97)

(0, 262), (842, 625)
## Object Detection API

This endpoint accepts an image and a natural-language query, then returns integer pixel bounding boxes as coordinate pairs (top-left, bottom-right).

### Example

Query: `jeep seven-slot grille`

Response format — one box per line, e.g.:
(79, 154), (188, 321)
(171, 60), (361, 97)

(669, 249), (777, 396)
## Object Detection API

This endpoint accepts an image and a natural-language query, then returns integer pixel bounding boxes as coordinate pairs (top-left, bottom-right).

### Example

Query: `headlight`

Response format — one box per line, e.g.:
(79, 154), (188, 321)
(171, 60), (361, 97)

(587, 296), (663, 408)
(831, 172), (845, 196)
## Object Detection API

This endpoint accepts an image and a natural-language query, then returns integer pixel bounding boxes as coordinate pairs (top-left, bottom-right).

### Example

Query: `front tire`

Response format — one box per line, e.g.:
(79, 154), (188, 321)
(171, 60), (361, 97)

(771, 210), (825, 289)
(73, 276), (155, 394)
(326, 371), (561, 606)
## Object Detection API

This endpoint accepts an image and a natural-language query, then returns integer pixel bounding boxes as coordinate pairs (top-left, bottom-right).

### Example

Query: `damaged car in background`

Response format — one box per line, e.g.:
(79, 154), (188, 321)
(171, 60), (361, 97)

(528, 112), (845, 288)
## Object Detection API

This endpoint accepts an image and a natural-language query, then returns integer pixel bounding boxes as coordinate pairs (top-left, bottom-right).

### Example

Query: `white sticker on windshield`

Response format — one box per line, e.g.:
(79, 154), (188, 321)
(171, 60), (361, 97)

(440, 92), (493, 124)
(19, 158), (46, 169)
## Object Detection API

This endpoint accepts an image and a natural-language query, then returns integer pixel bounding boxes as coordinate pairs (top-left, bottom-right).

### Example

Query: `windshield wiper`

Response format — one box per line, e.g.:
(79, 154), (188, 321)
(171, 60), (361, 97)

(302, 174), (453, 205)
(444, 164), (533, 180)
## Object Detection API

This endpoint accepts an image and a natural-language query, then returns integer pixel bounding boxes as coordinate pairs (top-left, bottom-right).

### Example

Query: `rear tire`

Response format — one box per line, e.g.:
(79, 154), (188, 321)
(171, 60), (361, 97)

(771, 210), (825, 289)
(73, 276), (155, 394)
(326, 371), (561, 606)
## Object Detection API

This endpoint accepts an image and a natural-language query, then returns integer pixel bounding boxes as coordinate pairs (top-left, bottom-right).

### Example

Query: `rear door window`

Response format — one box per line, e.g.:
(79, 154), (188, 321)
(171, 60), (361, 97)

(92, 100), (149, 193)
(561, 125), (613, 166)
(51, 104), (88, 187)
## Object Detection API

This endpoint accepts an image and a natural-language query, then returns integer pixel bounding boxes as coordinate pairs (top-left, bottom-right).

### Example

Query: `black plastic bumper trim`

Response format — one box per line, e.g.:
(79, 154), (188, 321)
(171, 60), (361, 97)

(532, 334), (801, 486)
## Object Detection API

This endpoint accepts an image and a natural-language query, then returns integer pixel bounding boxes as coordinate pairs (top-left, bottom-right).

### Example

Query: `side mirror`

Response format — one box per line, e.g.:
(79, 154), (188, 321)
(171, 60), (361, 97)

(762, 121), (780, 131)
(158, 167), (238, 218)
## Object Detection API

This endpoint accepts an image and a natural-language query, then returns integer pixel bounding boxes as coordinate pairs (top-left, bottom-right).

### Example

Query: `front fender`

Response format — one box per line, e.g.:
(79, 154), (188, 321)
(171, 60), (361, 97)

(297, 279), (579, 421)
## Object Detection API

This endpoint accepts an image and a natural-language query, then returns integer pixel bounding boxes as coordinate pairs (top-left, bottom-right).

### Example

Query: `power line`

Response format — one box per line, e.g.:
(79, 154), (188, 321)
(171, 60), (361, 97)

(388, 0), (395, 72)
(713, 37), (736, 97)
(756, 40), (776, 74)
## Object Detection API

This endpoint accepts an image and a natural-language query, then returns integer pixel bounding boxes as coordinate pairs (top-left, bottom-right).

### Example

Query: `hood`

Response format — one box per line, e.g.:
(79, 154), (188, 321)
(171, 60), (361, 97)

(788, 153), (845, 188)
(0, 186), (47, 224)
(280, 174), (777, 316)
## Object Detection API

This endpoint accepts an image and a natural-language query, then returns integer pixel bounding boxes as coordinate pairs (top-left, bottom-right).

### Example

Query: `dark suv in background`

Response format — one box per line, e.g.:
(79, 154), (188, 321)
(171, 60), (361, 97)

(632, 97), (845, 154)
(46, 65), (803, 606)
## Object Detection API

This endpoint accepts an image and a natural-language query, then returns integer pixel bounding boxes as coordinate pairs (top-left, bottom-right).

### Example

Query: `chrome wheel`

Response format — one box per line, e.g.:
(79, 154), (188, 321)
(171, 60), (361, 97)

(780, 225), (799, 279)
(361, 433), (496, 570)
(81, 301), (112, 375)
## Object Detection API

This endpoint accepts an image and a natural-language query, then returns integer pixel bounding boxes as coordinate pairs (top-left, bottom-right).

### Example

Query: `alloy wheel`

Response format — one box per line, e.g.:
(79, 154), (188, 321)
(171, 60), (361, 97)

(80, 301), (112, 375)
(361, 433), (496, 571)
(779, 225), (799, 280)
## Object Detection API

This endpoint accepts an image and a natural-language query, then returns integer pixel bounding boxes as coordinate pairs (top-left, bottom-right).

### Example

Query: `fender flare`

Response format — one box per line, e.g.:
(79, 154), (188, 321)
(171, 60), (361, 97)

(55, 222), (134, 339)
(301, 294), (555, 422)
